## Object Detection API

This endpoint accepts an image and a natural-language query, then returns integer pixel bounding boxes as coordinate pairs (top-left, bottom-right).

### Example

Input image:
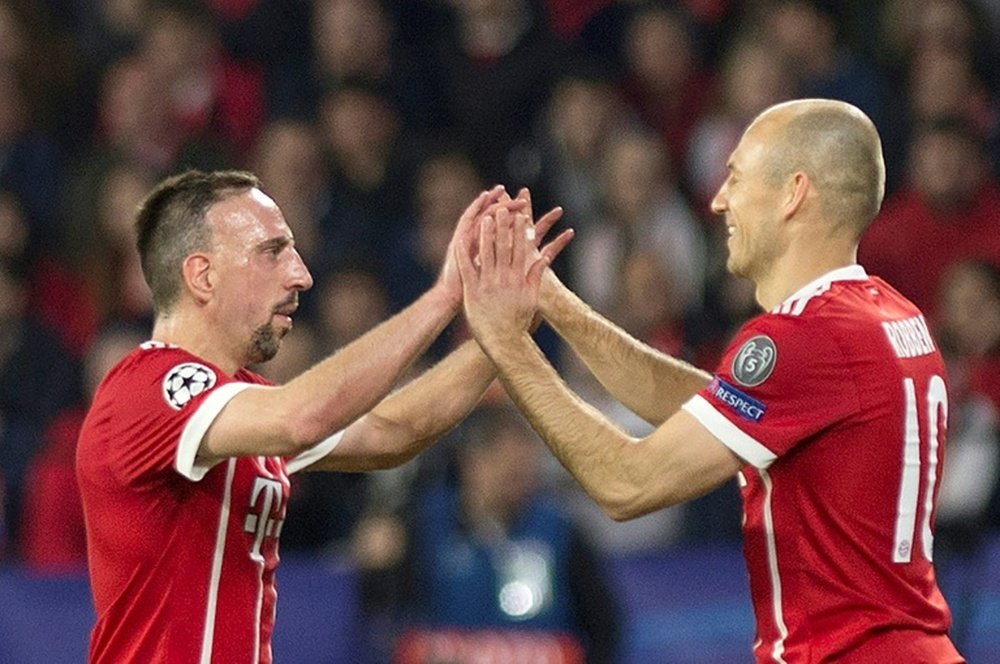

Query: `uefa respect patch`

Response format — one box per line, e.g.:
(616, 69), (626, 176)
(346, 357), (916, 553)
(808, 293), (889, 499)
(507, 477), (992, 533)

(162, 363), (217, 410)
(707, 377), (767, 423)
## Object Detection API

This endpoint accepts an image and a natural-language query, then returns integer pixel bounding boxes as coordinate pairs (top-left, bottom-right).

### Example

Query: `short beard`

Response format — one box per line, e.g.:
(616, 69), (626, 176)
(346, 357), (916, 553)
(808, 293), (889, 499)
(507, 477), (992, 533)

(247, 323), (283, 365)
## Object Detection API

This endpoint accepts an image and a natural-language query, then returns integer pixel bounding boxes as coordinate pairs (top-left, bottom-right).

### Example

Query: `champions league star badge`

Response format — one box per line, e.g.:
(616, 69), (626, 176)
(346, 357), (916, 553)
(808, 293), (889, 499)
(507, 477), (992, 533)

(731, 335), (777, 387)
(163, 363), (217, 409)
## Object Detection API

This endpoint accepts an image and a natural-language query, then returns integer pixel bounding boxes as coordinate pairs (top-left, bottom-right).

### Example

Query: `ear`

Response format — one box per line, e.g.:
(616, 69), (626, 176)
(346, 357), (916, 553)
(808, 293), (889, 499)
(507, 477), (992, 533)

(782, 171), (810, 220)
(182, 253), (214, 305)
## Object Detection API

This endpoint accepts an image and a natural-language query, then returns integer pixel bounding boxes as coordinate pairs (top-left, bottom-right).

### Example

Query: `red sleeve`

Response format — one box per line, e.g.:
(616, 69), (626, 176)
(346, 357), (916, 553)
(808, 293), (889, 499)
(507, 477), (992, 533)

(683, 313), (861, 467)
(89, 348), (256, 486)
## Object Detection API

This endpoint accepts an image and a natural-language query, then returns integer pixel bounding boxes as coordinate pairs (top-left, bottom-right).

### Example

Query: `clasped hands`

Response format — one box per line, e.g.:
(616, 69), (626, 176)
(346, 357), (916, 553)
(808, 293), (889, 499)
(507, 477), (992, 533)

(455, 188), (573, 350)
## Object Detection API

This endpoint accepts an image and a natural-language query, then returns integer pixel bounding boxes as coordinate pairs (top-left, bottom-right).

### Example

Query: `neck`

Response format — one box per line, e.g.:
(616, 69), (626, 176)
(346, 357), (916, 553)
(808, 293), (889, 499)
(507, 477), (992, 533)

(754, 241), (858, 311)
(151, 308), (243, 376)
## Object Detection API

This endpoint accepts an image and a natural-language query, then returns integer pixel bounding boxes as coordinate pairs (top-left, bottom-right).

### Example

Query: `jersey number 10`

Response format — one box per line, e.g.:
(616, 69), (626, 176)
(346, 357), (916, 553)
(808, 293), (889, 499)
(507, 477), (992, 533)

(893, 375), (947, 563)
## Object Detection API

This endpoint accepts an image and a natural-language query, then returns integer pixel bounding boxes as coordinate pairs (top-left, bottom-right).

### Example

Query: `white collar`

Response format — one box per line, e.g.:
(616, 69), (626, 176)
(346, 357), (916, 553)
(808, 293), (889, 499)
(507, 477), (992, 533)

(775, 264), (868, 311)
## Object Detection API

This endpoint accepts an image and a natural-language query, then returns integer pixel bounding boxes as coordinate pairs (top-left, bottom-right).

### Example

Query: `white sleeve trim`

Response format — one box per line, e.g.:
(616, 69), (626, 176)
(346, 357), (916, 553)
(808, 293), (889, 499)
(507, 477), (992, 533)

(176, 382), (253, 481)
(682, 394), (777, 469)
(286, 430), (346, 475)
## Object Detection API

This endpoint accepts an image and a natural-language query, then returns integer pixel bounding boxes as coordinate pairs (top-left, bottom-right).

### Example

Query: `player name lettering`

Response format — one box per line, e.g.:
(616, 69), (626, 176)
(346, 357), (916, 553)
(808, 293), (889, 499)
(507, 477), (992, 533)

(881, 315), (935, 359)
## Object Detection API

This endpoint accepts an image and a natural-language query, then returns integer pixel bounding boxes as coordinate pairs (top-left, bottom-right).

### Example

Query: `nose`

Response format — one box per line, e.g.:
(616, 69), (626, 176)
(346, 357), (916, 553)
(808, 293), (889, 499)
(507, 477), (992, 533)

(289, 250), (313, 292)
(710, 184), (728, 216)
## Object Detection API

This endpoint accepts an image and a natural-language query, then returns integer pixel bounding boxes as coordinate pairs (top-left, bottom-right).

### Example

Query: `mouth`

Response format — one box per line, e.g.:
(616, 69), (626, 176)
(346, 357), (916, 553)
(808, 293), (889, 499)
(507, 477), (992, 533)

(273, 297), (299, 325)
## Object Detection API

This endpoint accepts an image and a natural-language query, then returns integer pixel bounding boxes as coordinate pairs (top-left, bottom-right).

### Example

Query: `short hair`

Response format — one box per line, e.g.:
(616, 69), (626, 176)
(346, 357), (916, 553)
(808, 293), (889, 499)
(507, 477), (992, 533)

(135, 169), (260, 313)
(761, 101), (886, 236)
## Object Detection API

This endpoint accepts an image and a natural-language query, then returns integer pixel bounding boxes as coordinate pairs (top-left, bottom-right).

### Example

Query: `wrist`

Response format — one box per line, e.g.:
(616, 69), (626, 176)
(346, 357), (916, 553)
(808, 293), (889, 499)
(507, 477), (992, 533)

(429, 278), (463, 315)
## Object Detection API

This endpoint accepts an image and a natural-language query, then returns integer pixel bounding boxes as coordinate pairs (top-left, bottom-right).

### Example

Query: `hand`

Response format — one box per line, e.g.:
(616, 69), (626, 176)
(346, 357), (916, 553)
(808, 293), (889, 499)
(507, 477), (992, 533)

(436, 185), (507, 310)
(512, 187), (571, 329)
(456, 205), (570, 349)
(515, 187), (565, 262)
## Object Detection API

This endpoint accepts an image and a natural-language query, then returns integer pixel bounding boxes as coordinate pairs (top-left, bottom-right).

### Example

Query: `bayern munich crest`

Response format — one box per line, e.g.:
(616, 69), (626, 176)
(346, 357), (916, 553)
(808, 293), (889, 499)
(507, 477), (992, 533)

(731, 335), (777, 387)
(162, 362), (217, 410)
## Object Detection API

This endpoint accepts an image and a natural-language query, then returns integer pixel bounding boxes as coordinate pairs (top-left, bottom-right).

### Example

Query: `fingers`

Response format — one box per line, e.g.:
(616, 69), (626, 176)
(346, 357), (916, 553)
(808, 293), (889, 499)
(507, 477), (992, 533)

(539, 228), (574, 264)
(454, 229), (477, 286)
(494, 207), (515, 268)
(479, 214), (497, 273)
(534, 207), (564, 247)
(511, 211), (529, 273)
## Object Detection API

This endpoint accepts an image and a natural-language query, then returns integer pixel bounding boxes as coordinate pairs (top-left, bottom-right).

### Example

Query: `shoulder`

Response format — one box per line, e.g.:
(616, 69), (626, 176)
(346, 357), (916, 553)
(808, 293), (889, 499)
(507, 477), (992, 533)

(97, 343), (227, 412)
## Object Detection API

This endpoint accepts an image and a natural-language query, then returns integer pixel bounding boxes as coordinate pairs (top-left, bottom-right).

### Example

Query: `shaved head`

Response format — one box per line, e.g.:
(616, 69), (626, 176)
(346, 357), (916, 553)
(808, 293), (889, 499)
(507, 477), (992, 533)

(750, 99), (885, 236)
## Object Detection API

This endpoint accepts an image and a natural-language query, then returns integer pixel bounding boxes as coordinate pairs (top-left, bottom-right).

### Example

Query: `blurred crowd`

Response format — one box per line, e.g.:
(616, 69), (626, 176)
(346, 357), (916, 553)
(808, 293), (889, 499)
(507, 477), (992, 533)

(1, 0), (1000, 653)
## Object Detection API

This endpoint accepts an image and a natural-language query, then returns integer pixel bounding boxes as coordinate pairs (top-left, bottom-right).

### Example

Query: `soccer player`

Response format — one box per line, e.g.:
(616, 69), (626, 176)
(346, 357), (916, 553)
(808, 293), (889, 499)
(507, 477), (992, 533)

(457, 99), (965, 662)
(75, 170), (568, 663)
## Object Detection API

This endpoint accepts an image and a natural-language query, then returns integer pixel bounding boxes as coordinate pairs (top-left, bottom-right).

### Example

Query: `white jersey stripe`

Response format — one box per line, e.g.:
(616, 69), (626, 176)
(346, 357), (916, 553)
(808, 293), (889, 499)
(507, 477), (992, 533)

(253, 556), (263, 664)
(177, 382), (253, 481)
(760, 468), (790, 664)
(200, 458), (237, 664)
(772, 265), (868, 316)
(286, 429), (345, 474)
(682, 395), (777, 468)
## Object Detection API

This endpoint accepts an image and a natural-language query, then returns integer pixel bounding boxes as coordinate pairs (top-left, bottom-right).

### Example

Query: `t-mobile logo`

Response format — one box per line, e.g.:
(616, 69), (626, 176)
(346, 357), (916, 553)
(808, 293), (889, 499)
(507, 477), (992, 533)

(244, 477), (285, 560)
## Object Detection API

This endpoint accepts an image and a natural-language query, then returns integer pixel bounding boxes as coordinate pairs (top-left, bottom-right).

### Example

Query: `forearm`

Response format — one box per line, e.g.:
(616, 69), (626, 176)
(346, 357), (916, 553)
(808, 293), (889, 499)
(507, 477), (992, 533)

(203, 284), (459, 459)
(540, 272), (710, 424)
(483, 330), (655, 519)
(311, 339), (497, 471)
(287, 284), (460, 440)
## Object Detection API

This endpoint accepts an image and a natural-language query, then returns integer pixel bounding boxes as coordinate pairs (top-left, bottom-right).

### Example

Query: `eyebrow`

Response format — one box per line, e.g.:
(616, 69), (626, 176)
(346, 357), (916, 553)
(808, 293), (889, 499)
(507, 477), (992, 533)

(256, 236), (292, 253)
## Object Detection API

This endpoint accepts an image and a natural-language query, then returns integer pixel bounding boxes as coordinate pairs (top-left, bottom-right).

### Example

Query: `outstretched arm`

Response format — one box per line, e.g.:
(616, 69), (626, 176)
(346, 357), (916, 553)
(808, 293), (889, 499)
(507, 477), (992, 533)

(540, 270), (710, 425)
(198, 187), (504, 462)
(511, 187), (708, 425)
(458, 209), (741, 520)
(302, 201), (574, 472)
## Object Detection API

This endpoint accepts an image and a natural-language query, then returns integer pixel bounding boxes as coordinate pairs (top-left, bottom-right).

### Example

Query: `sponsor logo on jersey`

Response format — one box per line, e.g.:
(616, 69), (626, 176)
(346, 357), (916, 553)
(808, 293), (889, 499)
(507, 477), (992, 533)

(162, 362), (217, 410)
(731, 335), (777, 386)
(709, 377), (767, 422)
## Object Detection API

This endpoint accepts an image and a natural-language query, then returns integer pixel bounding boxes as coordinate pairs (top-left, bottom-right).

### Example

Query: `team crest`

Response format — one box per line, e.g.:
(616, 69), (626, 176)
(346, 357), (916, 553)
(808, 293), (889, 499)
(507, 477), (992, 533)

(731, 335), (777, 387)
(162, 363), (217, 410)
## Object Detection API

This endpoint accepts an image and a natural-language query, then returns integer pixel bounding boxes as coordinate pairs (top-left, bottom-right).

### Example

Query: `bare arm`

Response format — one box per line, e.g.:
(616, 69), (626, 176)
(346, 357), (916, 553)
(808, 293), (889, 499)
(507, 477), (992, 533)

(458, 210), (742, 520)
(307, 339), (496, 471)
(540, 270), (710, 425)
(198, 188), (502, 462)
(487, 329), (741, 519)
(309, 203), (574, 472)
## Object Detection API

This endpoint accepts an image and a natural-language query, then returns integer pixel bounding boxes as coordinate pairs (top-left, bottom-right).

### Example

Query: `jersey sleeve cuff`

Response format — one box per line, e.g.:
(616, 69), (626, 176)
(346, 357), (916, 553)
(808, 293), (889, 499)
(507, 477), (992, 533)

(286, 430), (346, 475)
(176, 382), (253, 481)
(682, 394), (777, 469)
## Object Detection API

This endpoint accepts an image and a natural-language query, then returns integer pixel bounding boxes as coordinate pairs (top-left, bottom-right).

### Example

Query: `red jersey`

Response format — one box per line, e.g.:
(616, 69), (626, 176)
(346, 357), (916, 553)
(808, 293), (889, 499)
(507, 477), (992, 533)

(682, 266), (964, 663)
(76, 342), (341, 663)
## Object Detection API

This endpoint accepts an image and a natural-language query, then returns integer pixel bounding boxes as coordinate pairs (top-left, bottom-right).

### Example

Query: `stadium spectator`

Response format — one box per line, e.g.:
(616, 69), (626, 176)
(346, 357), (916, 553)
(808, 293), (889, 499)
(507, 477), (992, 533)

(860, 116), (1000, 320)
(425, 0), (570, 186)
(0, 260), (82, 562)
(933, 258), (1000, 647)
(21, 324), (145, 572)
(619, 4), (714, 173)
(686, 35), (795, 211)
(385, 148), (484, 313)
(354, 403), (621, 664)
(570, 128), (707, 317)
(315, 82), (419, 278)
(459, 99), (965, 662)
(531, 60), (634, 233)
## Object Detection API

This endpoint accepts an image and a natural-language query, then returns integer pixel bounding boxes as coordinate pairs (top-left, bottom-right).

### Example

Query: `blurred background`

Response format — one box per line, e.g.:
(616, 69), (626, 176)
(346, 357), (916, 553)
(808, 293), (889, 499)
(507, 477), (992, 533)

(0, 0), (999, 661)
